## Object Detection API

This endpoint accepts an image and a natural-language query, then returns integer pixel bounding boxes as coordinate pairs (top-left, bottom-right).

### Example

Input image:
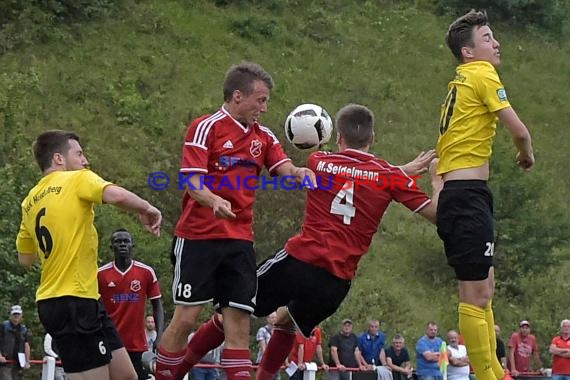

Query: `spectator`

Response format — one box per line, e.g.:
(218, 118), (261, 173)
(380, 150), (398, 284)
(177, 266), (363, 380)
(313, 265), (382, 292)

(508, 320), (543, 376)
(447, 330), (470, 380)
(328, 319), (360, 380)
(495, 325), (507, 369)
(188, 332), (221, 380)
(256, 313), (280, 380)
(385, 334), (413, 380)
(288, 326), (328, 380)
(98, 228), (164, 380)
(415, 322), (443, 380)
(0, 305), (31, 380)
(44, 333), (67, 380)
(549, 319), (570, 380)
(146, 315), (158, 352)
(358, 320), (392, 380)
(358, 320), (387, 369)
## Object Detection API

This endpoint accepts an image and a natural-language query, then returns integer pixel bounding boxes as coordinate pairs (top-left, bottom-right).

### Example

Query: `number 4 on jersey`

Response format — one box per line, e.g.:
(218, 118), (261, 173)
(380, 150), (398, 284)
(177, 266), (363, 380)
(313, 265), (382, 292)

(330, 181), (356, 225)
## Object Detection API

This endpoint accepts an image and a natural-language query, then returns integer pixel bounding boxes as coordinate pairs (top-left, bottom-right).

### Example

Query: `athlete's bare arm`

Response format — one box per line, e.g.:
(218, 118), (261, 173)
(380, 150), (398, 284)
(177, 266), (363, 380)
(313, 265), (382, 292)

(497, 107), (534, 170)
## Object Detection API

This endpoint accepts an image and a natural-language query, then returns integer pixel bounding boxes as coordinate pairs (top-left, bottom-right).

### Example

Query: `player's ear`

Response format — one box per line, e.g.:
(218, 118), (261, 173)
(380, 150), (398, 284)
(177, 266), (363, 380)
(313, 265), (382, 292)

(233, 89), (242, 104)
(461, 46), (474, 60)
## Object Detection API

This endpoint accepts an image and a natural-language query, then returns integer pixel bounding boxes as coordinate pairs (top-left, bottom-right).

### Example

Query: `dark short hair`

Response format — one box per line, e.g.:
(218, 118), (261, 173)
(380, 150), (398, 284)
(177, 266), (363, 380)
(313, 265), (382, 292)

(446, 10), (490, 61)
(223, 62), (274, 102)
(335, 104), (375, 149)
(110, 228), (134, 244)
(32, 130), (80, 172)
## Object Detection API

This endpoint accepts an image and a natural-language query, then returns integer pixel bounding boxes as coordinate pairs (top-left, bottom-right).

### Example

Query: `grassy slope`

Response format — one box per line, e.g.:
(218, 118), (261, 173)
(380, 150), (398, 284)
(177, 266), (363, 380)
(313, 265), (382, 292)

(1, 0), (569, 361)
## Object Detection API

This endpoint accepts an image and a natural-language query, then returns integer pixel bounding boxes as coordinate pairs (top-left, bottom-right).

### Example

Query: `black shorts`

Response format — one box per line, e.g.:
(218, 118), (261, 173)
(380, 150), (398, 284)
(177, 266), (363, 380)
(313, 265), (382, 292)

(170, 237), (257, 313)
(37, 296), (123, 373)
(436, 180), (495, 281)
(255, 249), (351, 337)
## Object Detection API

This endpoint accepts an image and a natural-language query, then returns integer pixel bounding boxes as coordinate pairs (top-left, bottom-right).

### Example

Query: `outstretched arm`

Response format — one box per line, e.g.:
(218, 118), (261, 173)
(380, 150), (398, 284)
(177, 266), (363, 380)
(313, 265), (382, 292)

(400, 150), (437, 176)
(417, 159), (443, 224)
(103, 185), (162, 236)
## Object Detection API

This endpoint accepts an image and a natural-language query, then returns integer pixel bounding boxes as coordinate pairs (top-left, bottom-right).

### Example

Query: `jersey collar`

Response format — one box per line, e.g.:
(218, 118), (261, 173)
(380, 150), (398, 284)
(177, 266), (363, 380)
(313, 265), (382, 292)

(113, 260), (134, 275)
(220, 105), (257, 133)
(342, 148), (376, 159)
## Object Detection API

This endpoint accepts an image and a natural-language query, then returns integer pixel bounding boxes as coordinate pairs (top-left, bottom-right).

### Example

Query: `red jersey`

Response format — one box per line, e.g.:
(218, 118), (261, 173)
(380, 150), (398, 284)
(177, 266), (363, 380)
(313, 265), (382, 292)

(285, 149), (431, 280)
(175, 106), (290, 241)
(551, 335), (570, 374)
(508, 332), (538, 372)
(290, 327), (323, 364)
(98, 261), (161, 352)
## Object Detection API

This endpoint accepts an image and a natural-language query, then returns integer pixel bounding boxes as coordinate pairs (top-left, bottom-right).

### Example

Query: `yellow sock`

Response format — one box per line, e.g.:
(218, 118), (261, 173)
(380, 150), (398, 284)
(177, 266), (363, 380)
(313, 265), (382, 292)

(485, 300), (505, 379)
(459, 302), (497, 380)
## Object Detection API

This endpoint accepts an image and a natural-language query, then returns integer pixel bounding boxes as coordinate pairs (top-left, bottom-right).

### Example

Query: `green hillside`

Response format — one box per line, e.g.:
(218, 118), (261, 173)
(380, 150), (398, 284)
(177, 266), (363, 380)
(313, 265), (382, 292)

(1, 0), (569, 366)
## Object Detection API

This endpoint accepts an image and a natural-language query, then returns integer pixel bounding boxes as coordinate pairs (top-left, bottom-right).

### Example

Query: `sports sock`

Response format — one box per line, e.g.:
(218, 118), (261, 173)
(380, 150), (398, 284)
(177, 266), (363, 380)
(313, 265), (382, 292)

(221, 348), (252, 379)
(485, 300), (505, 380)
(155, 346), (185, 380)
(173, 315), (225, 379)
(459, 302), (497, 380)
(256, 324), (296, 380)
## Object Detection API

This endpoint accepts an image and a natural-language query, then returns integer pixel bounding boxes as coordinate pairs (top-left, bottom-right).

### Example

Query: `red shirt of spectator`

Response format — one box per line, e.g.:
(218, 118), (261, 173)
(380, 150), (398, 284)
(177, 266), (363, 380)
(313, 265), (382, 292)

(509, 325), (538, 373)
(290, 327), (323, 364)
(551, 320), (570, 375)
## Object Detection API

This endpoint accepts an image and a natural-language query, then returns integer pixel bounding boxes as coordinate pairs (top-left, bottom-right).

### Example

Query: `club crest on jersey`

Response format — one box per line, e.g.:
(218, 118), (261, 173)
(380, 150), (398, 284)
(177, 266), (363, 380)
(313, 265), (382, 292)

(497, 88), (508, 102)
(130, 280), (141, 292)
(250, 139), (262, 158)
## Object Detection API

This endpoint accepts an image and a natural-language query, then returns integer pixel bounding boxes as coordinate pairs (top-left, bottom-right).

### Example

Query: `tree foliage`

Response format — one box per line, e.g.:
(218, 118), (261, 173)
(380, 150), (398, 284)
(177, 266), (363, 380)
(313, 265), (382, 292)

(0, 0), (123, 54)
(431, 0), (569, 36)
(490, 137), (569, 300)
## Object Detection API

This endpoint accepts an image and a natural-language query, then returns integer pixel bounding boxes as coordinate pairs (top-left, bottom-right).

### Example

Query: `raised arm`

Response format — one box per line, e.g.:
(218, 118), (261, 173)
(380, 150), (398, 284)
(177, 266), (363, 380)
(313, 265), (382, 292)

(400, 150), (437, 176)
(417, 158), (443, 224)
(274, 162), (316, 186)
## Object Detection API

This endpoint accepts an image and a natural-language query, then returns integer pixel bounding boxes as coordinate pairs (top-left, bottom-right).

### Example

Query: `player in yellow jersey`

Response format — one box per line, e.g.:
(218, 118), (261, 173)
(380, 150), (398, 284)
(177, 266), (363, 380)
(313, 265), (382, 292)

(16, 130), (162, 380)
(435, 10), (535, 380)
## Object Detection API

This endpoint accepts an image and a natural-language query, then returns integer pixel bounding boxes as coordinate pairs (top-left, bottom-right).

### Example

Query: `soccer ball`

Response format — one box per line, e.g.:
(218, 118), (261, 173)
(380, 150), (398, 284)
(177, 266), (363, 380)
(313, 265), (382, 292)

(284, 103), (333, 150)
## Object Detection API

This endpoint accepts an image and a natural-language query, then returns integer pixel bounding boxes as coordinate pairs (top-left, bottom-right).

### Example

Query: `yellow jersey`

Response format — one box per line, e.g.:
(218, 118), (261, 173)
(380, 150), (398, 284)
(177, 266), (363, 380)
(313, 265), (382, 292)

(16, 169), (112, 301)
(436, 61), (511, 175)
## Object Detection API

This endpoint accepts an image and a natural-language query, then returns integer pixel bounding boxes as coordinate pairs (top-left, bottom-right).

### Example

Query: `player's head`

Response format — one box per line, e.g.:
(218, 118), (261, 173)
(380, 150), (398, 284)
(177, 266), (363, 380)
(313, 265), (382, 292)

(335, 104), (375, 150)
(446, 10), (500, 67)
(223, 62), (274, 127)
(110, 228), (135, 260)
(33, 130), (89, 173)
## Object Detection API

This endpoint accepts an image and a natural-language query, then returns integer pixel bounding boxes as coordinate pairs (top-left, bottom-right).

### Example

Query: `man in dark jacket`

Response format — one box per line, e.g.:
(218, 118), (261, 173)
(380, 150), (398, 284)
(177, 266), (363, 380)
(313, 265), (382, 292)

(0, 305), (31, 380)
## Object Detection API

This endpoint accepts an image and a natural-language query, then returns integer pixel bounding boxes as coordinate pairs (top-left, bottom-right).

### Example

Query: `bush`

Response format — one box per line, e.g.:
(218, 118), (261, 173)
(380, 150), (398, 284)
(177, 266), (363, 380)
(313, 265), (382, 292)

(0, 0), (122, 54)
(431, 0), (569, 35)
